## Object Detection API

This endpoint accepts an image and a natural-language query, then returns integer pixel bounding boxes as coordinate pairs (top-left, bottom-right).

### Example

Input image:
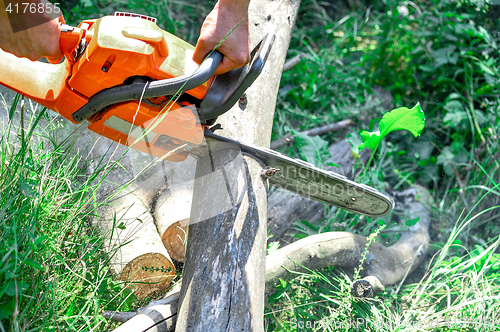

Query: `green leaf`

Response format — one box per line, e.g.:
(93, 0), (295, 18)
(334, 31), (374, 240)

(405, 217), (420, 227)
(292, 131), (331, 168)
(443, 111), (467, 127)
(34, 235), (48, 246)
(0, 299), (15, 319)
(24, 258), (43, 271)
(431, 45), (458, 68)
(5, 281), (29, 296)
(358, 103), (425, 153)
(346, 131), (362, 154)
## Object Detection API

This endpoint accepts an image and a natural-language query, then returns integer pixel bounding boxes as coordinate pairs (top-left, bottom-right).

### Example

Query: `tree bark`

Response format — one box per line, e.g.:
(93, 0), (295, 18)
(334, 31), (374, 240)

(175, 0), (301, 331)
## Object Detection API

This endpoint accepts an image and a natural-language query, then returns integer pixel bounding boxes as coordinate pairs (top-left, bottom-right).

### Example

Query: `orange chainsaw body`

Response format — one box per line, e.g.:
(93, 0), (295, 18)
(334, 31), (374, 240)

(0, 14), (214, 161)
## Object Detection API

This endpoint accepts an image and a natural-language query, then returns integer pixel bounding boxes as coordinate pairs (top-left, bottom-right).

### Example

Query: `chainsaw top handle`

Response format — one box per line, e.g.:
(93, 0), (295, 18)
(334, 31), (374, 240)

(71, 50), (223, 122)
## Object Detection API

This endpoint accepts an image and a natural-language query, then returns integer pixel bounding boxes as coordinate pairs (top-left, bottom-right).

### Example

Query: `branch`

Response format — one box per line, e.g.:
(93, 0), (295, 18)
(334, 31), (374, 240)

(266, 185), (432, 292)
(270, 119), (353, 150)
(282, 53), (305, 72)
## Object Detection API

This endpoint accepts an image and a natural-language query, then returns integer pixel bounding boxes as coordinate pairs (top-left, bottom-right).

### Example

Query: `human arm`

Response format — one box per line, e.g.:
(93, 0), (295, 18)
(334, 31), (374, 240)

(193, 0), (251, 76)
(0, 0), (63, 63)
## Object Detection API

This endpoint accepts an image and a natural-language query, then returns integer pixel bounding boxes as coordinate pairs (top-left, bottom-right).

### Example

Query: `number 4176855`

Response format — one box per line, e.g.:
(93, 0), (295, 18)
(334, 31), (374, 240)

(5, 2), (61, 14)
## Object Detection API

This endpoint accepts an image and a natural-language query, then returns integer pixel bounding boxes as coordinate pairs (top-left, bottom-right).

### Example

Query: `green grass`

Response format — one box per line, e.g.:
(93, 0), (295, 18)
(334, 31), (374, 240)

(265, 220), (500, 331)
(0, 98), (135, 331)
(267, 0), (500, 330)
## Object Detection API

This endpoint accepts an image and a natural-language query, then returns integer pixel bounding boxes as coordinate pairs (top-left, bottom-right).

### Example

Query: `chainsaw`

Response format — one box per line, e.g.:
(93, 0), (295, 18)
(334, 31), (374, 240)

(0, 12), (394, 217)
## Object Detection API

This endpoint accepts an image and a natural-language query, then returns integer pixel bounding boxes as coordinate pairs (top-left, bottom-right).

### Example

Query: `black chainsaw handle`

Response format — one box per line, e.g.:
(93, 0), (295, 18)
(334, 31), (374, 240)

(71, 50), (223, 122)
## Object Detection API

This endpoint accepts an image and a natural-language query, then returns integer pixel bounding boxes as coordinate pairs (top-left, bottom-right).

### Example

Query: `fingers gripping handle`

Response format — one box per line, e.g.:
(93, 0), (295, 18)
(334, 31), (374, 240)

(197, 33), (276, 123)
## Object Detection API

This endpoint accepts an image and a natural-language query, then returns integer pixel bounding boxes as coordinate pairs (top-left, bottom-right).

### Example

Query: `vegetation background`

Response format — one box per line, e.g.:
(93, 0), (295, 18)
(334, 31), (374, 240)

(0, 0), (499, 331)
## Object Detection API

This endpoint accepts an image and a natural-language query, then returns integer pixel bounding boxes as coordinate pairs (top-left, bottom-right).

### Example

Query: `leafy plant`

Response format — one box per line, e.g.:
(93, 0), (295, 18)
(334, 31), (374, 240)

(0, 96), (131, 330)
(292, 131), (332, 168)
(348, 103), (425, 170)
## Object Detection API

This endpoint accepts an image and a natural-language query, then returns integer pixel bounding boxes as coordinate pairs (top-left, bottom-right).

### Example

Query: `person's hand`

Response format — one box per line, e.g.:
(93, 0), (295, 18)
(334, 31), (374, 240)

(193, 0), (251, 76)
(0, 2), (63, 64)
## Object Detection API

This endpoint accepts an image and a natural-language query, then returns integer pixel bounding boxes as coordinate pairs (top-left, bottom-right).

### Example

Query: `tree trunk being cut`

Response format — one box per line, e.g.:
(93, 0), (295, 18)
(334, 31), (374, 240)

(175, 0), (302, 330)
(109, 186), (432, 331)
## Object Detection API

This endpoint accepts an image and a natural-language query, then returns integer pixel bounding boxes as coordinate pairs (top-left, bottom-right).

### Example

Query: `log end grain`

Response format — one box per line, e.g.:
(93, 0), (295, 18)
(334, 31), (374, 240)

(120, 252), (176, 299)
(160, 219), (187, 262)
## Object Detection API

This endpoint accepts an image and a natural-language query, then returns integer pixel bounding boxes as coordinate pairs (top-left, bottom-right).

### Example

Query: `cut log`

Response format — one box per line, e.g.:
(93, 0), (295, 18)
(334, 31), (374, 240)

(150, 155), (196, 262)
(109, 186), (431, 330)
(154, 183), (194, 262)
(175, 0), (302, 330)
(96, 187), (176, 299)
(85, 137), (179, 299)
(109, 284), (181, 332)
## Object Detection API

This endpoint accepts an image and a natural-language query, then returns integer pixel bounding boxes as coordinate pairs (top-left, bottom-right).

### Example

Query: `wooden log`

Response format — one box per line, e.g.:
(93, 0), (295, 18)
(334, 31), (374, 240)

(265, 185), (432, 292)
(84, 137), (179, 300)
(96, 186), (176, 299)
(110, 284), (181, 332)
(109, 186), (431, 330)
(153, 157), (197, 262)
(175, 0), (301, 330)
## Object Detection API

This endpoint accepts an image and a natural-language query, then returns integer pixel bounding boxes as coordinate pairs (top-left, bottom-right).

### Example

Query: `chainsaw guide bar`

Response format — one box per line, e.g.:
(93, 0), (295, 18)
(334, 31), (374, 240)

(204, 132), (394, 218)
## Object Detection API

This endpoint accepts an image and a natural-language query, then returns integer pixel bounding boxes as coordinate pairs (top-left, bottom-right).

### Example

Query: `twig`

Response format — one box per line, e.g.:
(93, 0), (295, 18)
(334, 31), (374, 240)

(282, 53), (305, 72)
(270, 119), (353, 150)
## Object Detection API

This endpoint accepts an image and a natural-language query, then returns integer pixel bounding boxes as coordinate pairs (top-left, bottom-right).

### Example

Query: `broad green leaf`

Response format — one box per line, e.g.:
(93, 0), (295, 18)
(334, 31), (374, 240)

(346, 131), (362, 154)
(0, 299), (15, 319)
(405, 217), (420, 227)
(292, 131), (331, 168)
(24, 258), (43, 271)
(5, 281), (29, 297)
(358, 103), (425, 153)
(443, 110), (467, 127)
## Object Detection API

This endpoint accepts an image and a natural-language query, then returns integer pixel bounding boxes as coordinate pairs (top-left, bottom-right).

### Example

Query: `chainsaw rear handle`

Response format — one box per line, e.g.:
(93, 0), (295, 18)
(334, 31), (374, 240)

(71, 50), (223, 122)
